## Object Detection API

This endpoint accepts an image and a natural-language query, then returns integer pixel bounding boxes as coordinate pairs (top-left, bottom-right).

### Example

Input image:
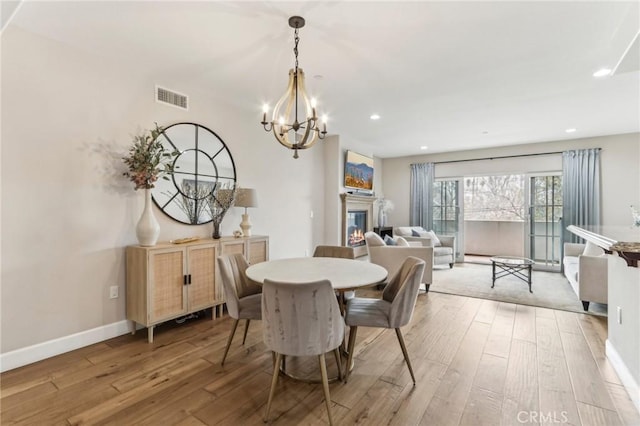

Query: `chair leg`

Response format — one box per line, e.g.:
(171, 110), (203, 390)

(264, 352), (282, 423)
(395, 328), (416, 384)
(242, 319), (251, 345)
(318, 353), (334, 426)
(221, 319), (239, 365)
(344, 326), (358, 383)
(333, 348), (343, 381)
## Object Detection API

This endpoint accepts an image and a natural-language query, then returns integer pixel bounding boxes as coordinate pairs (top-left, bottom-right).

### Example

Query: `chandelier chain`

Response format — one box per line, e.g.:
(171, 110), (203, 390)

(293, 27), (300, 71)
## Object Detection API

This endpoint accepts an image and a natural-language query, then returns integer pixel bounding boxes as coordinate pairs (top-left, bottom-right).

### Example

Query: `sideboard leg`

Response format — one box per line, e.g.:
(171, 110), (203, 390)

(147, 326), (154, 343)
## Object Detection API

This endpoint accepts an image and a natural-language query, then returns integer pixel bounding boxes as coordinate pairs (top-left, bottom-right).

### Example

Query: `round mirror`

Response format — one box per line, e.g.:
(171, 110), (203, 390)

(151, 122), (237, 225)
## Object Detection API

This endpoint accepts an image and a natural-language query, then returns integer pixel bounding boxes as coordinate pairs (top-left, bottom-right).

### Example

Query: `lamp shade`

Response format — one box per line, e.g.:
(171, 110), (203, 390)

(235, 188), (258, 208)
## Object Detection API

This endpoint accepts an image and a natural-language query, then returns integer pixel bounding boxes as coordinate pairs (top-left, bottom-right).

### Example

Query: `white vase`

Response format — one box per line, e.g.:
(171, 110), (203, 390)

(136, 189), (160, 246)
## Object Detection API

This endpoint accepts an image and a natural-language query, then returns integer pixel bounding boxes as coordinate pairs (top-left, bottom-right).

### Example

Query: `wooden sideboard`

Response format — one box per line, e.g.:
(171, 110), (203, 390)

(126, 235), (269, 342)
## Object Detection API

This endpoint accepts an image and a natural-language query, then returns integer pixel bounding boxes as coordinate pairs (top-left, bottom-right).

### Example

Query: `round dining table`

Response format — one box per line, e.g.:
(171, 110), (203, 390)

(245, 256), (388, 383)
(245, 257), (388, 291)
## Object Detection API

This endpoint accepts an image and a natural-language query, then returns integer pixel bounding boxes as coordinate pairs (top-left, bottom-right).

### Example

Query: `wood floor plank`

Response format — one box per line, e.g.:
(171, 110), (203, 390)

(420, 321), (491, 426)
(473, 353), (507, 395)
(513, 304), (536, 343)
(555, 309), (583, 335)
(605, 382), (640, 426)
(484, 302), (516, 359)
(423, 297), (482, 366)
(502, 339), (539, 425)
(67, 359), (213, 424)
(578, 314), (622, 385)
(577, 401), (623, 426)
(559, 328), (617, 412)
(384, 359), (447, 426)
(460, 387), (503, 426)
(1, 291), (634, 426)
(536, 316), (581, 426)
(474, 299), (500, 324)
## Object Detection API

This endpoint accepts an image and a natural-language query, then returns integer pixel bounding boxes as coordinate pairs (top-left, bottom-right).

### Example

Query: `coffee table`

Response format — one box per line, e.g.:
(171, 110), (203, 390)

(490, 256), (535, 293)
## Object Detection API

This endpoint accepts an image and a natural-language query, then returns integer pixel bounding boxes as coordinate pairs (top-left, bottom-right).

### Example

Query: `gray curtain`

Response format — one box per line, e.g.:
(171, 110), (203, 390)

(562, 148), (601, 243)
(410, 163), (435, 228)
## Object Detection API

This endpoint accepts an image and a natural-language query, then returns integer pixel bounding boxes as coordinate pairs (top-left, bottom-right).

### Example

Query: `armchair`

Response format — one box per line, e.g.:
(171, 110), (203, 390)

(563, 242), (608, 311)
(365, 232), (433, 291)
(393, 226), (455, 268)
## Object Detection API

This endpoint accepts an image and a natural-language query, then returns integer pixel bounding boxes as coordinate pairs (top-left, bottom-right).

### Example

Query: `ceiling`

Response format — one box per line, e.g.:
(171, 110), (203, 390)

(7, 1), (640, 158)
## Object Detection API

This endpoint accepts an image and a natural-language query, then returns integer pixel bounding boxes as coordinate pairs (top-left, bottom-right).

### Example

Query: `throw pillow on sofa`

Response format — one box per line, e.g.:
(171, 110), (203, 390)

(395, 237), (410, 246)
(384, 235), (397, 245)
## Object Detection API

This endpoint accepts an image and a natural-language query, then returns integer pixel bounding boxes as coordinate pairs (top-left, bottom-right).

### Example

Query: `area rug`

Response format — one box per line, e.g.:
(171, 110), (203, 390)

(430, 262), (607, 316)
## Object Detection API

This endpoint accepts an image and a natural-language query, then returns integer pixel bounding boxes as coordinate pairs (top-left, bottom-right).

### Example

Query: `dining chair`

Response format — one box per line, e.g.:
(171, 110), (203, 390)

(262, 279), (344, 425)
(313, 245), (357, 301)
(344, 256), (425, 384)
(313, 245), (355, 259)
(217, 253), (263, 365)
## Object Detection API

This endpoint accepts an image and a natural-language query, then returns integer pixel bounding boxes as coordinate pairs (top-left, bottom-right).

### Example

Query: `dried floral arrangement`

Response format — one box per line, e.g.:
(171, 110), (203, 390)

(122, 124), (178, 190)
(376, 197), (394, 213)
(206, 183), (238, 238)
(166, 180), (214, 225)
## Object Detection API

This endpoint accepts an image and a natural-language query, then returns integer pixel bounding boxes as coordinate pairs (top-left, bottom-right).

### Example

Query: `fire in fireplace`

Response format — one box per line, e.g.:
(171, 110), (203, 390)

(347, 210), (367, 247)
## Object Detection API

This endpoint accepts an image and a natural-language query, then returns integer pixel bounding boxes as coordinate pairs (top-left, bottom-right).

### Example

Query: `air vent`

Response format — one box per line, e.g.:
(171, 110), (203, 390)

(156, 86), (188, 110)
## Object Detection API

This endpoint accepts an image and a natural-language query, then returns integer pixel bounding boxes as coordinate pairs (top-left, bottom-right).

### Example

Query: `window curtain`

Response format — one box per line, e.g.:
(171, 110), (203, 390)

(410, 162), (435, 228)
(562, 148), (601, 243)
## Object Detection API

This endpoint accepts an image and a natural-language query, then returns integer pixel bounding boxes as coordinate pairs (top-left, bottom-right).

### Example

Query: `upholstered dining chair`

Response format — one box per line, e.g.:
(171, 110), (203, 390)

(216, 253), (263, 365)
(344, 256), (425, 384)
(262, 279), (344, 425)
(313, 245), (355, 259)
(313, 245), (356, 301)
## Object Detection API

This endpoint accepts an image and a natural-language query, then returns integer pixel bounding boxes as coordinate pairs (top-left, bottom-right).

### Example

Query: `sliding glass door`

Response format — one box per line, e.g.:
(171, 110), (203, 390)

(433, 179), (463, 261)
(526, 173), (563, 271)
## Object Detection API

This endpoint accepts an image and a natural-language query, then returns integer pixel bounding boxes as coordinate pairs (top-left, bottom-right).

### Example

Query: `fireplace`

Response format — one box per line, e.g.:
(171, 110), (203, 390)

(341, 193), (375, 257)
(347, 211), (367, 248)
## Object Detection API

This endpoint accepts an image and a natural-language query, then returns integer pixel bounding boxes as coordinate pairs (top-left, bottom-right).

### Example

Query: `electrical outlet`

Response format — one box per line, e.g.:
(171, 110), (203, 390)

(110, 286), (119, 299)
(617, 306), (622, 324)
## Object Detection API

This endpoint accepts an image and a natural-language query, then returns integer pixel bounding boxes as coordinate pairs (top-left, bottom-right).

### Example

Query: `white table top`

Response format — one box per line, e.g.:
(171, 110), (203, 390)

(245, 257), (388, 291)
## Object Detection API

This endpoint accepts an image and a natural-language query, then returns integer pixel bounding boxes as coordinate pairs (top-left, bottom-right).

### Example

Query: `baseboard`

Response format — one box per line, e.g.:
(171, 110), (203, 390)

(606, 339), (640, 413)
(0, 320), (132, 373)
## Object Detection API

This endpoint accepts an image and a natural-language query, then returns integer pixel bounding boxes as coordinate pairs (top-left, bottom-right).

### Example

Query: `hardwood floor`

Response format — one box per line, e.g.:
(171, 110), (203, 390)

(2, 291), (639, 425)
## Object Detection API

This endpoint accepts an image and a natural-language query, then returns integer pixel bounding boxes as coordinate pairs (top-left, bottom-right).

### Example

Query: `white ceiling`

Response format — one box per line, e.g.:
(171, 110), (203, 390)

(8, 1), (640, 158)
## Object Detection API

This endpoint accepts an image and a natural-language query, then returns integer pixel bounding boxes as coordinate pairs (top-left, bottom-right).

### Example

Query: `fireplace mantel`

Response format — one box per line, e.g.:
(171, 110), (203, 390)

(341, 193), (375, 257)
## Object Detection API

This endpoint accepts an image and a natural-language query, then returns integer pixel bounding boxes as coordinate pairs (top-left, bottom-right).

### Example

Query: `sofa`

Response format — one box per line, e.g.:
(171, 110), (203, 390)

(562, 242), (608, 311)
(393, 226), (455, 268)
(364, 232), (434, 291)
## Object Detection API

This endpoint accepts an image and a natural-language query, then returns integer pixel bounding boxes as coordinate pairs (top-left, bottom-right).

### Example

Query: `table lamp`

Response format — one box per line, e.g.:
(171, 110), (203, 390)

(235, 188), (258, 237)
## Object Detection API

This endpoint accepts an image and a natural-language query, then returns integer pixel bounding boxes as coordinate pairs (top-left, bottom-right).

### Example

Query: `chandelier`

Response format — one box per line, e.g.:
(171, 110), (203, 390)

(261, 16), (327, 159)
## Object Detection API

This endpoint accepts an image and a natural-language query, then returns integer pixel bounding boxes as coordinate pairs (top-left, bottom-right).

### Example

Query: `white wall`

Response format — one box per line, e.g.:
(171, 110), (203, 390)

(382, 133), (640, 228)
(1, 26), (325, 354)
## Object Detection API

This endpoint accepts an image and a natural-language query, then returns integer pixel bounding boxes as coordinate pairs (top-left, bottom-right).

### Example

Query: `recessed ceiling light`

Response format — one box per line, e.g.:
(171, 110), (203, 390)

(593, 68), (612, 78)
(420, 146), (428, 150)
(370, 114), (380, 120)
(565, 128), (577, 133)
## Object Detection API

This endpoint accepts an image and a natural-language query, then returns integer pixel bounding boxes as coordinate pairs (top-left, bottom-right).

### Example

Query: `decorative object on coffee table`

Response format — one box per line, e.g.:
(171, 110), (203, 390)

(235, 188), (258, 237)
(122, 124), (178, 246)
